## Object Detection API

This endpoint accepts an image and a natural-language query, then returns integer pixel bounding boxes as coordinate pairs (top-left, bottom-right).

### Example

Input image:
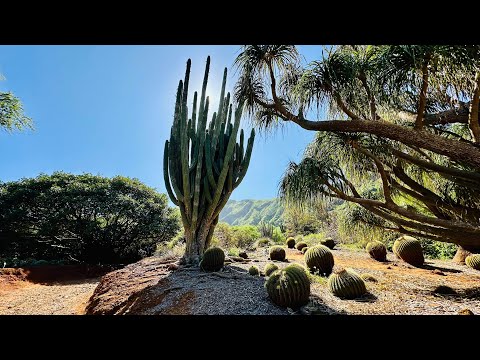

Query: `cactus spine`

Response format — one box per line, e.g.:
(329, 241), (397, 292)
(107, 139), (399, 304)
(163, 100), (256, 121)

(465, 254), (480, 270)
(393, 236), (424, 267)
(265, 264), (310, 308)
(327, 268), (367, 299)
(366, 241), (387, 262)
(164, 57), (255, 264)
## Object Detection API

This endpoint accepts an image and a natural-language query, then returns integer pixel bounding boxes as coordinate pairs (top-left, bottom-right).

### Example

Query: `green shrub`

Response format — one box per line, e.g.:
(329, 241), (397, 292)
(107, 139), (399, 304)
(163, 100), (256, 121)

(230, 225), (261, 249)
(304, 245), (334, 275)
(286, 237), (296, 248)
(227, 247), (240, 257)
(255, 237), (274, 248)
(366, 241), (387, 262)
(272, 227), (286, 244)
(421, 240), (457, 260)
(264, 263), (279, 276)
(248, 265), (260, 276)
(200, 247), (225, 272)
(327, 268), (367, 299)
(269, 246), (286, 261)
(465, 254), (480, 270)
(393, 236), (424, 267)
(265, 264), (310, 308)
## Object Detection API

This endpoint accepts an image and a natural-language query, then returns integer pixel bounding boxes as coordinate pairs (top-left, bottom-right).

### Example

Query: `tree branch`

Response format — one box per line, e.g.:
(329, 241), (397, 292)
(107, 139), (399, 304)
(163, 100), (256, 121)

(415, 56), (430, 130)
(468, 71), (480, 143)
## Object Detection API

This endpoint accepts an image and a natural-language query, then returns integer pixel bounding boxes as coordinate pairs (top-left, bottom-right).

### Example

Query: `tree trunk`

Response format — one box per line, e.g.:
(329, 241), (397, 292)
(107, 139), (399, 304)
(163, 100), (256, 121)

(453, 245), (480, 264)
(181, 216), (219, 266)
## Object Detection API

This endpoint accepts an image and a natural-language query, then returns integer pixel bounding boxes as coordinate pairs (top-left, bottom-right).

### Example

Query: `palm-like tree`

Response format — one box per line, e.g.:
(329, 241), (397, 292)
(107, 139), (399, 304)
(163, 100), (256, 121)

(235, 45), (480, 262)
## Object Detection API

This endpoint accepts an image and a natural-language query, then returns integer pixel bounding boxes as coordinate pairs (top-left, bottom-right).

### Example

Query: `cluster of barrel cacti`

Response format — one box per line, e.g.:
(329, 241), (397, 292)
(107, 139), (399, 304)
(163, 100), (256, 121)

(366, 241), (387, 262)
(304, 245), (334, 275)
(269, 246), (286, 261)
(286, 237), (296, 248)
(264, 263), (279, 276)
(265, 263), (310, 308)
(258, 221), (274, 238)
(296, 242), (307, 251)
(327, 268), (367, 299)
(200, 247), (225, 271)
(393, 236), (424, 267)
(465, 254), (480, 270)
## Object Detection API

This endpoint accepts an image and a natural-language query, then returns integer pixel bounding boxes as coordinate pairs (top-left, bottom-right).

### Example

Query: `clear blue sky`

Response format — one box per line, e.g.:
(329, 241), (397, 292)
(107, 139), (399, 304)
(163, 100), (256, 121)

(0, 45), (323, 200)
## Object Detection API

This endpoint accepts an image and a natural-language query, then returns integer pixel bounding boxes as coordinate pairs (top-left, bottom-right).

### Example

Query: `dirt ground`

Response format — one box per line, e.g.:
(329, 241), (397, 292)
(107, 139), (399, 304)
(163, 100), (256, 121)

(1, 246), (480, 315)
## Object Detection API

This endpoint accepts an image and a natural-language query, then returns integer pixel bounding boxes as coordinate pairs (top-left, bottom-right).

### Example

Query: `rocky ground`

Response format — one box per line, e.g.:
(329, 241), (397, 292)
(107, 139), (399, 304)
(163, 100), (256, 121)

(2, 246), (479, 315)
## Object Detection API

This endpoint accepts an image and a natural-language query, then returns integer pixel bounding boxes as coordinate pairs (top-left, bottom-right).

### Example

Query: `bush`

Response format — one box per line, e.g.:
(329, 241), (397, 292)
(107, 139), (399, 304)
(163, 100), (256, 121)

(254, 237), (274, 248)
(0, 172), (180, 266)
(272, 227), (286, 244)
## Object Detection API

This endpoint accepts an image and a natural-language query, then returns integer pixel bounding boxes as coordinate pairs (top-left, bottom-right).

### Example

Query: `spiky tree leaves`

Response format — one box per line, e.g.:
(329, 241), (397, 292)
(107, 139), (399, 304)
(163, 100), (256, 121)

(164, 58), (255, 264)
(235, 45), (480, 251)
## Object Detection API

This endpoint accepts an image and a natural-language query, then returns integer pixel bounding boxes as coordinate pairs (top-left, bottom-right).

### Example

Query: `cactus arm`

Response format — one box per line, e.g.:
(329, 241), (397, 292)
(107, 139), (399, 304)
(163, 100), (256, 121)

(206, 105), (242, 220)
(204, 132), (218, 189)
(163, 140), (179, 206)
(180, 62), (192, 220)
(233, 128), (255, 189)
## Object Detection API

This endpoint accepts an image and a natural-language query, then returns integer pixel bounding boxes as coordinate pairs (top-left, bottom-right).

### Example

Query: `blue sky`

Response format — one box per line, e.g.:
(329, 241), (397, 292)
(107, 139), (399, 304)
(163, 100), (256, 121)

(0, 45), (323, 200)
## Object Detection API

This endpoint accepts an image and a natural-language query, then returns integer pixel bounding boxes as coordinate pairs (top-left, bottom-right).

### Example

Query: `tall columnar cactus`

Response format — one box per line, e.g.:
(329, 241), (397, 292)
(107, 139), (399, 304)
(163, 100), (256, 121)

(164, 57), (255, 264)
(304, 245), (334, 275)
(366, 241), (387, 262)
(393, 236), (424, 267)
(465, 254), (480, 270)
(258, 221), (274, 238)
(265, 264), (311, 309)
(327, 268), (367, 299)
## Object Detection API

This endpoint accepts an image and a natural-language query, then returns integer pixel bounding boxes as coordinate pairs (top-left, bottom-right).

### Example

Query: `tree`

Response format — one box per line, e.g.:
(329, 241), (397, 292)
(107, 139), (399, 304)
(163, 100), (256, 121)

(235, 45), (480, 262)
(0, 172), (180, 265)
(163, 57), (255, 265)
(1, 74), (33, 131)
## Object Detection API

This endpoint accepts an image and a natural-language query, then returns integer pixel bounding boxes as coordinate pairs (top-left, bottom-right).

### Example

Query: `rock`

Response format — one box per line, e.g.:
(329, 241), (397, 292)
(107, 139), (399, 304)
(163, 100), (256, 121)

(230, 256), (248, 262)
(432, 269), (446, 276)
(433, 285), (457, 295)
(167, 263), (179, 271)
(458, 308), (474, 315)
(239, 252), (248, 259)
(386, 266), (392, 269)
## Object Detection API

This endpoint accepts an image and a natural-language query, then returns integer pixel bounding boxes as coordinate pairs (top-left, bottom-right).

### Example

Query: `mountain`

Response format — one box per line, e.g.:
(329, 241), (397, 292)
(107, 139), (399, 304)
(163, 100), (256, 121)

(219, 199), (284, 226)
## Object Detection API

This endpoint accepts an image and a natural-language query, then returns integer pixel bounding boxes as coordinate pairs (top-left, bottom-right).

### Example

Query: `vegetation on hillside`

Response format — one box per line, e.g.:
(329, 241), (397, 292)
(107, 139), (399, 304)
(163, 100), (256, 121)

(220, 199), (284, 226)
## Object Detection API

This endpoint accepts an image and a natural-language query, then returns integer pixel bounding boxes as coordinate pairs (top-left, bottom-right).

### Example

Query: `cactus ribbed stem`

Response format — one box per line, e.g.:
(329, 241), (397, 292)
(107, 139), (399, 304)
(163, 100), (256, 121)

(164, 57), (255, 265)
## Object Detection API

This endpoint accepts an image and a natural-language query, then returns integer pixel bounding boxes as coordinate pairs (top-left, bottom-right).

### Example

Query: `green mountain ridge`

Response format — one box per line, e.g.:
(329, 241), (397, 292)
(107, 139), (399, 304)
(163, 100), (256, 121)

(219, 199), (284, 226)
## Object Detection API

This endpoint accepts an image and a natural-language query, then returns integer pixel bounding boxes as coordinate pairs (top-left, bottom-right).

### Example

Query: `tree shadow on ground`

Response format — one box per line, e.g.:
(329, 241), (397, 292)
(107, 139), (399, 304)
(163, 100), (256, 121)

(303, 294), (348, 315)
(422, 263), (462, 273)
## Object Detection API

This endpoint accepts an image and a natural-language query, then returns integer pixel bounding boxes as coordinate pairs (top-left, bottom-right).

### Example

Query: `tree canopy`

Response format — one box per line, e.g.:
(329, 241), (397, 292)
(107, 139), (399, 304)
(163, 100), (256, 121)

(235, 45), (480, 252)
(0, 172), (180, 265)
(1, 74), (33, 132)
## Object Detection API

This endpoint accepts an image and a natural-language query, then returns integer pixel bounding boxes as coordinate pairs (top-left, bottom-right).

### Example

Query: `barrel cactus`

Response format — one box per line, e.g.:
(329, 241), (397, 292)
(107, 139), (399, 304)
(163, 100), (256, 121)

(269, 246), (286, 261)
(249, 265), (260, 276)
(304, 245), (334, 275)
(286, 237), (296, 249)
(366, 241), (387, 262)
(301, 247), (308, 254)
(296, 242), (307, 251)
(320, 237), (335, 250)
(393, 236), (424, 267)
(264, 263), (279, 276)
(200, 247), (225, 271)
(265, 264), (310, 308)
(327, 268), (367, 299)
(465, 254), (480, 270)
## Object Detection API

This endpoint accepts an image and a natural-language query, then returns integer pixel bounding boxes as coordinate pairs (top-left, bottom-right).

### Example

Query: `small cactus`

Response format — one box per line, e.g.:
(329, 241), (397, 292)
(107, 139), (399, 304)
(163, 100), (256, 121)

(393, 236), (424, 267)
(301, 247), (308, 254)
(304, 245), (334, 275)
(465, 254), (480, 270)
(249, 265), (260, 276)
(264, 263), (279, 276)
(366, 241), (387, 262)
(296, 242), (307, 251)
(269, 246), (286, 261)
(320, 237), (335, 250)
(286, 237), (296, 249)
(265, 264), (310, 308)
(200, 247), (225, 272)
(360, 273), (378, 282)
(327, 267), (367, 299)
